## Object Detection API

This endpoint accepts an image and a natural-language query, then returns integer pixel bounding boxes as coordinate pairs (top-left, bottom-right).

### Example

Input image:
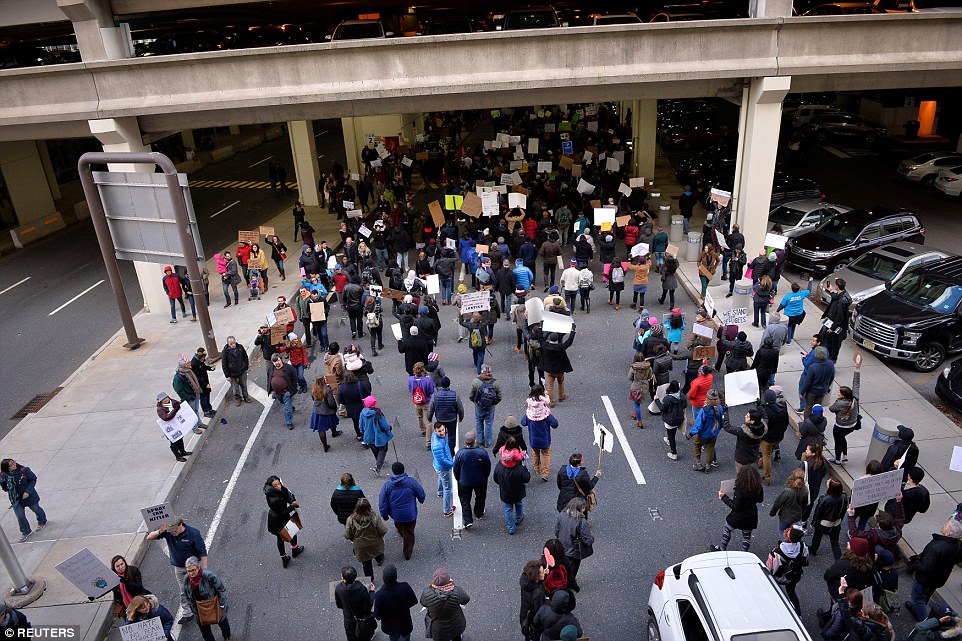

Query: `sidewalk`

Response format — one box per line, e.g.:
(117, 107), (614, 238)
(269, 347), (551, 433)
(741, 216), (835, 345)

(674, 245), (962, 613)
(0, 199), (344, 638)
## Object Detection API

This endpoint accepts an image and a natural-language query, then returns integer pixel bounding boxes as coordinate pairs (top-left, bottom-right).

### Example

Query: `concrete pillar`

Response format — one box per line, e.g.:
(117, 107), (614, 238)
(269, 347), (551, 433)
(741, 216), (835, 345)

(288, 120), (320, 207)
(0, 141), (58, 225)
(36, 141), (61, 200)
(88, 117), (167, 314)
(631, 100), (657, 182)
(749, 0), (793, 17)
(341, 116), (362, 176)
(228, 125), (241, 135)
(341, 114), (410, 176)
(732, 76), (792, 255)
(56, 0), (132, 62)
(181, 130), (196, 149)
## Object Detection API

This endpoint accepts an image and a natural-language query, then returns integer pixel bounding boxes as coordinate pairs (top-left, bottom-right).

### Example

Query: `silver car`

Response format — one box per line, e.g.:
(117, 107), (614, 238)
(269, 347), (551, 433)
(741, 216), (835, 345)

(897, 151), (962, 186)
(768, 199), (851, 238)
(818, 241), (950, 303)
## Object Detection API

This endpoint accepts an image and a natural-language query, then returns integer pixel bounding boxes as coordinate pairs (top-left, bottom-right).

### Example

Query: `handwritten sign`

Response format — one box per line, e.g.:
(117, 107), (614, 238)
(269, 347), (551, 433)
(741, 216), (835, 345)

(475, 244), (489, 255)
(357, 224), (372, 238)
(559, 156), (574, 170)
(237, 230), (258, 244)
(631, 243), (649, 258)
(481, 191), (499, 217)
(120, 617), (166, 641)
(851, 468), (905, 508)
(709, 188), (731, 207)
(347, 209), (363, 219)
(666, 244), (679, 258)
(445, 194), (464, 211)
(630, 177), (645, 188)
(616, 215), (631, 227)
(274, 307), (295, 325)
(309, 302), (326, 321)
(722, 308), (749, 325)
(508, 193), (527, 209)
(571, 164), (582, 177)
(693, 345), (717, 360)
(401, 156), (413, 167)
(577, 179), (595, 195)
(55, 548), (120, 599)
(426, 274), (440, 295)
(156, 402), (196, 443)
(428, 200), (445, 228)
(764, 233), (789, 250)
(537, 161), (552, 174)
(461, 291), (490, 314)
(140, 502), (173, 529)
(528, 138), (539, 154)
(270, 325), (287, 345)
(594, 208), (616, 226)
(391, 323), (403, 340)
(461, 192), (483, 218)
(692, 323), (715, 339)
(259, 226), (275, 237)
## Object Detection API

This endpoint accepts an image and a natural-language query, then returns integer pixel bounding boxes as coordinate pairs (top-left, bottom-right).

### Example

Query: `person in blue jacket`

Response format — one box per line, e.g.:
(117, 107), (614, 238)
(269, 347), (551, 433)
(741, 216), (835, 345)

(126, 595), (175, 641)
(776, 277), (814, 342)
(513, 259), (535, 292)
(0, 459), (46, 542)
(688, 390), (725, 473)
(379, 462), (426, 560)
(360, 396), (394, 477)
(798, 345), (835, 420)
(432, 423), (456, 517)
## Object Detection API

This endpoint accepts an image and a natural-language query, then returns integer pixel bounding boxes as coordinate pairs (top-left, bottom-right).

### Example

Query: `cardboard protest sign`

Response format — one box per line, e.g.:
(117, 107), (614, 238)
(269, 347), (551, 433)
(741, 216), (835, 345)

(270, 325), (287, 345)
(445, 194), (464, 211)
(666, 244), (679, 258)
(709, 188), (731, 207)
(461, 192), (483, 218)
(120, 617), (166, 641)
(571, 164), (582, 177)
(559, 156), (574, 170)
(764, 233), (789, 250)
(140, 502), (173, 529)
(416, 151), (429, 161)
(525, 297), (544, 324)
(630, 177), (645, 188)
(376, 145), (390, 159)
(508, 171), (522, 185)
(237, 230), (258, 244)
(274, 307), (295, 325)
(508, 193), (527, 210)
(722, 308), (749, 325)
(592, 415), (614, 453)
(590, 199), (601, 210)
(475, 244), (489, 255)
(693, 345), (717, 360)
(461, 291), (490, 314)
(851, 469), (905, 508)
(428, 200), (445, 227)
(259, 226), (275, 236)
(382, 288), (406, 301)
(156, 402), (196, 443)
(615, 215), (631, 227)
(426, 274), (440, 295)
(391, 324), (403, 340)
(593, 208), (616, 226)
(55, 548), (120, 599)
(542, 310), (573, 335)
(724, 370), (760, 406)
(309, 302), (326, 321)
(512, 186), (529, 196)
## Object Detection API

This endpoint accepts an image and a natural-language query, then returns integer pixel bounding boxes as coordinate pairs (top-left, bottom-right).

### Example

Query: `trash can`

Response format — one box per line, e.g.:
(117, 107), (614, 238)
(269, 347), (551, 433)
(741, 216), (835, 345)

(733, 278), (753, 296)
(670, 215), (685, 242)
(658, 204), (672, 228)
(866, 417), (898, 466)
(903, 120), (920, 141)
(686, 232), (703, 261)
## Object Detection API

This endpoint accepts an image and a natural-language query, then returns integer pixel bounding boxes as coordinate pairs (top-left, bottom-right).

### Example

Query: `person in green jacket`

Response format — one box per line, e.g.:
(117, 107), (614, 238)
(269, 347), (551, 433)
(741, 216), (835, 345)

(181, 557), (230, 641)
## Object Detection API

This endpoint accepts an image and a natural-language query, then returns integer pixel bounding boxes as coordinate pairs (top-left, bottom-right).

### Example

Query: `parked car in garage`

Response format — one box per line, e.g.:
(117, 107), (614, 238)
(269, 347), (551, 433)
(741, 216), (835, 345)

(934, 164), (962, 197)
(803, 2), (888, 14)
(935, 358), (962, 413)
(803, 112), (888, 145)
(786, 207), (925, 274)
(661, 123), (730, 150)
(818, 241), (950, 303)
(769, 199), (852, 238)
(499, 6), (561, 29)
(791, 104), (845, 128)
(590, 12), (643, 24)
(647, 551), (812, 641)
(329, 20), (394, 40)
(898, 151), (962, 186)
(852, 256), (962, 371)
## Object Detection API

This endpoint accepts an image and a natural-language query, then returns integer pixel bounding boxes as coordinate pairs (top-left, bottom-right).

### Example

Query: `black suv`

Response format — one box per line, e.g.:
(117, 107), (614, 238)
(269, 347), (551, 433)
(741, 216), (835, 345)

(803, 113), (888, 146)
(852, 256), (962, 372)
(786, 208), (924, 274)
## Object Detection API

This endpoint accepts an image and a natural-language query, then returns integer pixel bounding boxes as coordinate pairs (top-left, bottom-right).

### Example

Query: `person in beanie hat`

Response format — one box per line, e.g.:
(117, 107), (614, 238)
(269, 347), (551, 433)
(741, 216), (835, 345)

(373, 565), (418, 640)
(656, 380), (688, 460)
(824, 536), (876, 605)
(688, 389), (725, 472)
(767, 525), (808, 614)
(559, 624), (581, 641)
(420, 569), (470, 641)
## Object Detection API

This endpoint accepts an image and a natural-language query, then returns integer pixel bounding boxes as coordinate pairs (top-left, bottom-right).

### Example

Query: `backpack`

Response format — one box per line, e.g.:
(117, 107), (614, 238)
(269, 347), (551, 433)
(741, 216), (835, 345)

(611, 265), (625, 284)
(766, 545), (806, 585)
(476, 380), (498, 409)
(362, 267), (375, 284)
(366, 311), (381, 328)
(411, 379), (428, 405)
(470, 328), (484, 349)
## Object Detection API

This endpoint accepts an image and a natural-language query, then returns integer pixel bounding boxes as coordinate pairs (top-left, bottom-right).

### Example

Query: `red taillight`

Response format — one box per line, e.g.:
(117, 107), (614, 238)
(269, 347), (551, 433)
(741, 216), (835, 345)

(945, 177), (959, 183)
(654, 570), (666, 589)
(921, 229), (926, 235)
(819, 193), (826, 199)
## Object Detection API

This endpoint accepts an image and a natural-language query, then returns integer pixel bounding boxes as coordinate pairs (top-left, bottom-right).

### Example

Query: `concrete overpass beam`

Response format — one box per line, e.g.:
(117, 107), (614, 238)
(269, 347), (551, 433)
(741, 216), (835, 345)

(288, 120), (320, 207)
(732, 76), (792, 255)
(57, 0), (131, 62)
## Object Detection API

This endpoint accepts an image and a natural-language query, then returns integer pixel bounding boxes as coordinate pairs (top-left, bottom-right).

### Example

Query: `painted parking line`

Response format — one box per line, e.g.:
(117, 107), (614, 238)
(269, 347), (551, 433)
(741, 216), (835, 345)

(209, 200), (241, 219)
(823, 146), (851, 159)
(601, 395), (647, 485)
(248, 155), (273, 168)
(48, 280), (104, 316)
(0, 277), (31, 296)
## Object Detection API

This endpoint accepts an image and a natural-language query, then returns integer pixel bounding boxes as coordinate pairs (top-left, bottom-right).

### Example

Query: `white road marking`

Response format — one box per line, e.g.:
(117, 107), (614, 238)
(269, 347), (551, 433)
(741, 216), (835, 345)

(170, 382), (272, 640)
(248, 155), (273, 168)
(317, 154), (325, 159)
(0, 277), (30, 296)
(209, 200), (241, 219)
(452, 421), (463, 531)
(601, 395), (647, 485)
(48, 280), (104, 316)
(823, 146), (850, 159)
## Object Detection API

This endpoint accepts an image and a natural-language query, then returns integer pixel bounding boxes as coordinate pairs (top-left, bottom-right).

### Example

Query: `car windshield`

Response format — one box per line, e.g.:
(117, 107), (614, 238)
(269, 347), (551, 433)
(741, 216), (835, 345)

(912, 152), (940, 163)
(847, 251), (904, 281)
(769, 205), (807, 227)
(336, 23), (383, 39)
(814, 217), (862, 242)
(732, 632), (801, 641)
(890, 273), (962, 313)
(506, 11), (559, 28)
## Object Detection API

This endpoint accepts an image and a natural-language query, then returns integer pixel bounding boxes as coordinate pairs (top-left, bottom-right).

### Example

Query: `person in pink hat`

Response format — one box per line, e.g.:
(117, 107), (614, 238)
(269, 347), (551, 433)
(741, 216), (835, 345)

(360, 396), (393, 476)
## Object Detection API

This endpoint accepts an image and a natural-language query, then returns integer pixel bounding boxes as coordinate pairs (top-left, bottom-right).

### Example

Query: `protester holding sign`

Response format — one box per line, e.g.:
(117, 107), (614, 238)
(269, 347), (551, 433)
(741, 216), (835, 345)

(263, 475), (304, 569)
(111, 555), (149, 619)
(124, 594), (175, 641)
(155, 394), (192, 462)
(712, 465), (764, 553)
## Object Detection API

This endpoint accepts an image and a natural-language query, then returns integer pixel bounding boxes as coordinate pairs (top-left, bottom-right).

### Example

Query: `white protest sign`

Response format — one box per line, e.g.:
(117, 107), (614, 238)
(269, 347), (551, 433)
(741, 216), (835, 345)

(720, 479), (735, 498)
(55, 548), (120, 598)
(350, 172), (360, 181)
(764, 233), (789, 250)
(716, 233), (729, 251)
(704, 291), (715, 316)
(370, 159), (382, 168)
(577, 179), (595, 195)
(492, 185), (508, 194)
(283, 518), (301, 539)
(631, 243), (649, 259)
(343, 200), (354, 210)
(508, 193), (527, 210)
(156, 402), (197, 444)
(328, 255), (337, 270)
(537, 161), (552, 174)
(358, 224), (372, 238)
(619, 182), (632, 197)
(709, 188), (732, 207)
(630, 177), (645, 188)
(525, 297), (544, 324)
(692, 322), (715, 339)
(140, 502), (173, 529)
(401, 156), (413, 167)
(583, 150), (593, 163)
(509, 135), (522, 145)
(445, 238), (457, 250)
(722, 308), (749, 325)
(593, 208), (615, 226)
(120, 617), (166, 641)
(542, 310), (574, 335)
(481, 191), (499, 217)
(614, 150), (626, 165)
(509, 159), (523, 171)
(347, 209), (363, 219)
(606, 157), (620, 172)
(951, 446), (962, 473)
(587, 121), (599, 132)
(528, 138), (540, 154)
(426, 274), (440, 295)
(461, 291), (490, 314)
(724, 370), (760, 406)
(851, 468), (905, 508)
(592, 415), (614, 453)
(376, 145), (390, 159)
(391, 324), (403, 340)
(496, 132), (510, 146)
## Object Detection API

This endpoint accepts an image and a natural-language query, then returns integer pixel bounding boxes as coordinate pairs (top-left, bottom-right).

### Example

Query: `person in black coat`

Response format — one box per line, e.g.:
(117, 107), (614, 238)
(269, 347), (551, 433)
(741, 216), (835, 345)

(264, 476), (304, 567)
(906, 519), (962, 621)
(493, 416), (528, 455)
(880, 424), (919, 478)
(397, 325), (432, 376)
(721, 408), (767, 474)
(372, 565), (417, 640)
(711, 465), (763, 552)
(0, 606), (29, 631)
(555, 453), (600, 512)
(330, 473), (365, 525)
(540, 329), (576, 407)
(110, 555), (149, 615)
(751, 337), (779, 393)
(794, 406), (827, 460)
(335, 566), (374, 641)
(760, 388), (789, 484)
(189, 347), (217, 418)
(520, 559), (548, 641)
(531, 589), (582, 641)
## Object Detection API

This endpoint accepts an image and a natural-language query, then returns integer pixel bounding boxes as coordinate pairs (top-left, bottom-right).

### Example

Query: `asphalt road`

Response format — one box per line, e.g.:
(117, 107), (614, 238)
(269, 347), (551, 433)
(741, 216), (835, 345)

(0, 119), (345, 439)
(125, 276), (921, 641)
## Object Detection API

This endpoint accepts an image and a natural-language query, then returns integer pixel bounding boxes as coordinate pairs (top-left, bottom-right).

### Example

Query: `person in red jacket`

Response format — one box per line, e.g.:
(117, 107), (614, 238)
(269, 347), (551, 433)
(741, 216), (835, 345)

(848, 493), (905, 553)
(235, 241), (253, 286)
(283, 334), (310, 393)
(162, 266), (187, 323)
(522, 216), (538, 246)
(687, 364), (714, 420)
(624, 218), (641, 253)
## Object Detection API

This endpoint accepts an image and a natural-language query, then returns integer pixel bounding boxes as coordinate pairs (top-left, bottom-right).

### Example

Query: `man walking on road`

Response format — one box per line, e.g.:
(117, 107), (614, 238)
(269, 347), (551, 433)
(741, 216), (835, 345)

(145, 516), (207, 625)
(453, 431), (491, 529)
(269, 354), (298, 430)
(427, 377), (464, 456)
(378, 462), (426, 560)
(335, 566), (374, 641)
(221, 336), (251, 406)
(190, 348), (217, 418)
(469, 365), (502, 448)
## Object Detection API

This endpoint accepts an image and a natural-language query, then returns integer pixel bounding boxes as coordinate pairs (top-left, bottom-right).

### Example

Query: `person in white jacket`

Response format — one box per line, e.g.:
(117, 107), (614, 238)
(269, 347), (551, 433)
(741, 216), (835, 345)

(559, 258), (581, 312)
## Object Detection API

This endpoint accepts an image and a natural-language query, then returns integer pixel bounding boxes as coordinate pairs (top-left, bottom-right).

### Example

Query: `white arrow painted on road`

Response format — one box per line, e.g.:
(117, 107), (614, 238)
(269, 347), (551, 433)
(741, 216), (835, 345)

(601, 395), (647, 485)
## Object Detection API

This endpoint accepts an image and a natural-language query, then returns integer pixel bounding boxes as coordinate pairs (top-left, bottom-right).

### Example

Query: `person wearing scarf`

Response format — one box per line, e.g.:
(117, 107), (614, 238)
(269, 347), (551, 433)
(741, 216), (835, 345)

(173, 359), (205, 434)
(182, 557), (230, 641)
(420, 568), (470, 641)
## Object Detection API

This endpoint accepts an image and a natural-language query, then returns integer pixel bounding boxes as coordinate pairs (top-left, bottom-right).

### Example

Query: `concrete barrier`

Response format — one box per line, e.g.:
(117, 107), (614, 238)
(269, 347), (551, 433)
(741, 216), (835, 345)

(9, 212), (65, 248)
(209, 145), (236, 163)
(263, 126), (284, 141)
(74, 200), (89, 221)
(175, 158), (204, 174)
(234, 133), (264, 153)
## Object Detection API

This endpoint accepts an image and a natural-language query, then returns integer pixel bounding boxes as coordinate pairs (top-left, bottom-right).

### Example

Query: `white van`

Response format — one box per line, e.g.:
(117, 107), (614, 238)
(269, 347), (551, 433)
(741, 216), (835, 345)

(647, 552), (813, 641)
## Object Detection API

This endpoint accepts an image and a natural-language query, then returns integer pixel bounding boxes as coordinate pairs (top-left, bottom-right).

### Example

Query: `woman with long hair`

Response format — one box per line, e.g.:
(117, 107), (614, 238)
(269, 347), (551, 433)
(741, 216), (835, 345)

(753, 275), (773, 328)
(712, 464), (764, 552)
(310, 377), (341, 452)
(126, 595), (175, 641)
(249, 242), (269, 290)
(769, 468), (809, 535)
(264, 475), (304, 567)
(555, 497), (594, 588)
(111, 555), (148, 619)
(698, 245), (719, 297)
(519, 559), (548, 641)
(810, 478), (849, 560)
(801, 442), (828, 522)
(828, 356), (862, 465)
(266, 234), (287, 280)
(344, 497), (388, 588)
(338, 370), (371, 444)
